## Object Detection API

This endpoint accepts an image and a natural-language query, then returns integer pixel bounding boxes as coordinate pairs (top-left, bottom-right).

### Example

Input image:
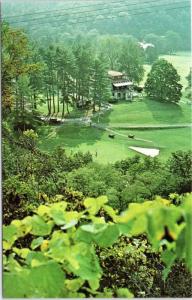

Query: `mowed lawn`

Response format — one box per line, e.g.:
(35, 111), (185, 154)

(38, 124), (191, 163)
(96, 99), (191, 126)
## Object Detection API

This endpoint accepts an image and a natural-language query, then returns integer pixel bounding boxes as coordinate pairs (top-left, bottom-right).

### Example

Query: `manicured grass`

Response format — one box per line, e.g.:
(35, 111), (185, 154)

(96, 99), (191, 126)
(38, 124), (191, 163)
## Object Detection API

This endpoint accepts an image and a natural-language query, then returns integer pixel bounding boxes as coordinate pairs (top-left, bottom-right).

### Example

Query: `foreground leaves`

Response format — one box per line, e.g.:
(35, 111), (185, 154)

(3, 194), (192, 298)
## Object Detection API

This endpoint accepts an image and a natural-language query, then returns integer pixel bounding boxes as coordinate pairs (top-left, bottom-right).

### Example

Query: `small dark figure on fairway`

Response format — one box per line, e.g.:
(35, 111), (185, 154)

(128, 134), (135, 139)
(109, 134), (115, 139)
(95, 151), (97, 157)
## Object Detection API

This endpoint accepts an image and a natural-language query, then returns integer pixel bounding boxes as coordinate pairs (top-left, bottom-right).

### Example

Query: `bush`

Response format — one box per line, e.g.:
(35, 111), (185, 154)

(3, 195), (192, 298)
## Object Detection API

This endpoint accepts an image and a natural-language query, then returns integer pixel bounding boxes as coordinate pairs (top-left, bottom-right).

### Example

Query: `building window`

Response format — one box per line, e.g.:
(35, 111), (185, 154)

(118, 92), (121, 98)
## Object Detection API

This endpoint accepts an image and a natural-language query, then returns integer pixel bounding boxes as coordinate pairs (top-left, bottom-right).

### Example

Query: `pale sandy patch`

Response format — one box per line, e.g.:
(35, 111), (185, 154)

(129, 147), (160, 157)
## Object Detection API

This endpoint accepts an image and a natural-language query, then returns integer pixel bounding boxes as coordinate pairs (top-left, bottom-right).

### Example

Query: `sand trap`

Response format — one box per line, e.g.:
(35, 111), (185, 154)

(129, 146), (160, 157)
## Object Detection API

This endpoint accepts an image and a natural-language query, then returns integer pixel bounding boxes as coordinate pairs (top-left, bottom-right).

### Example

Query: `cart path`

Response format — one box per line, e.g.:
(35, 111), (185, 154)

(40, 116), (192, 129)
(92, 123), (154, 143)
(97, 123), (192, 129)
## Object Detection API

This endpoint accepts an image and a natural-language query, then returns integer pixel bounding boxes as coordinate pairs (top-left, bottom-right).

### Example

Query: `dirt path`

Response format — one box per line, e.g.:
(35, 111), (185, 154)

(101, 123), (192, 129)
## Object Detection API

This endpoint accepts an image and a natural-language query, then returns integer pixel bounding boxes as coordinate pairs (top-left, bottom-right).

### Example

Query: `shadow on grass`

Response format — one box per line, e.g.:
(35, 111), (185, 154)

(38, 112), (111, 151)
(144, 98), (184, 124)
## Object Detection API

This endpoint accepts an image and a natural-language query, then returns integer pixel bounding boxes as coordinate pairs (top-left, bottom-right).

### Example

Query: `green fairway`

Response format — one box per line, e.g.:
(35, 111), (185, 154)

(38, 123), (191, 164)
(95, 99), (191, 126)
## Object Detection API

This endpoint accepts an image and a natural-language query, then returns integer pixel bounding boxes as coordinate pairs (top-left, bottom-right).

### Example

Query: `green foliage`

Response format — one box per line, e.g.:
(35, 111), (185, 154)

(3, 1), (190, 52)
(186, 68), (192, 88)
(99, 237), (160, 297)
(118, 39), (144, 83)
(164, 31), (181, 54)
(90, 53), (111, 111)
(168, 151), (192, 193)
(3, 194), (192, 298)
(145, 59), (182, 103)
(2, 133), (93, 224)
(145, 46), (159, 64)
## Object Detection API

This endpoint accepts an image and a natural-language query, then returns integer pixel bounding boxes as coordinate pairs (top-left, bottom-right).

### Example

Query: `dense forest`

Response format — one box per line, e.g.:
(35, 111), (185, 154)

(2, 0), (192, 298)
(2, 0), (190, 50)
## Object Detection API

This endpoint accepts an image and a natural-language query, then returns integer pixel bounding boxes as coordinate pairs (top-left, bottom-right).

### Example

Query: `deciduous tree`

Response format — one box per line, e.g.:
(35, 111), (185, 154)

(145, 59), (182, 103)
(118, 39), (144, 83)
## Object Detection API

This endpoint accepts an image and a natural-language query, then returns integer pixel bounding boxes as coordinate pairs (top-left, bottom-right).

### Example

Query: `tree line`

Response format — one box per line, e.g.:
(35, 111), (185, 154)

(2, 23), (146, 120)
(3, 0), (190, 52)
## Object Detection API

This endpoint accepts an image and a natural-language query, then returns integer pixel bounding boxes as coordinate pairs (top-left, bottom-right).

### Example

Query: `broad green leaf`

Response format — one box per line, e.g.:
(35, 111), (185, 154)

(36, 205), (50, 218)
(88, 278), (100, 291)
(76, 224), (119, 248)
(21, 216), (33, 235)
(185, 211), (192, 272)
(13, 247), (30, 259)
(6, 254), (22, 272)
(93, 224), (120, 247)
(49, 201), (68, 225)
(3, 271), (29, 298)
(84, 196), (108, 215)
(3, 241), (12, 251)
(116, 288), (134, 298)
(103, 205), (118, 222)
(3, 224), (17, 242)
(161, 249), (176, 280)
(81, 223), (108, 234)
(119, 214), (147, 236)
(118, 221), (134, 235)
(68, 243), (102, 280)
(27, 262), (65, 297)
(49, 230), (70, 248)
(11, 219), (32, 238)
(31, 237), (44, 250)
(88, 216), (106, 224)
(3, 225), (18, 248)
(31, 215), (53, 236)
(3, 262), (65, 298)
(65, 291), (85, 298)
(75, 228), (93, 244)
(65, 278), (85, 292)
(116, 201), (150, 223)
(147, 208), (165, 247)
(49, 209), (66, 225)
(61, 219), (78, 230)
(26, 251), (49, 266)
(11, 219), (22, 228)
(3, 255), (7, 266)
(63, 211), (80, 223)
(176, 227), (186, 258)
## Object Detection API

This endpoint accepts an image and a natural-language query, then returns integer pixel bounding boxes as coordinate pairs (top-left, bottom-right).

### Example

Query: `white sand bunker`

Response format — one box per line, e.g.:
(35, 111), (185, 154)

(129, 146), (160, 157)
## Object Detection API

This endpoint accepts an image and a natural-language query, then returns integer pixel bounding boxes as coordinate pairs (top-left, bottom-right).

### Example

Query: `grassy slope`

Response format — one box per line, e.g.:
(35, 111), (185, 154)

(96, 99), (191, 126)
(38, 125), (191, 163)
(38, 52), (192, 163)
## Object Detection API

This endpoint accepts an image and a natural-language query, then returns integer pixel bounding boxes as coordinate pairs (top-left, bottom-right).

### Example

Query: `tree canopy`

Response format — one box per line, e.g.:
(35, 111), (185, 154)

(145, 59), (182, 103)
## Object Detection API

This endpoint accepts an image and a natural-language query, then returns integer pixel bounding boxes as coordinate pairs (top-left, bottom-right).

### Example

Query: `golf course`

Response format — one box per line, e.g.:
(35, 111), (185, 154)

(38, 52), (191, 163)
